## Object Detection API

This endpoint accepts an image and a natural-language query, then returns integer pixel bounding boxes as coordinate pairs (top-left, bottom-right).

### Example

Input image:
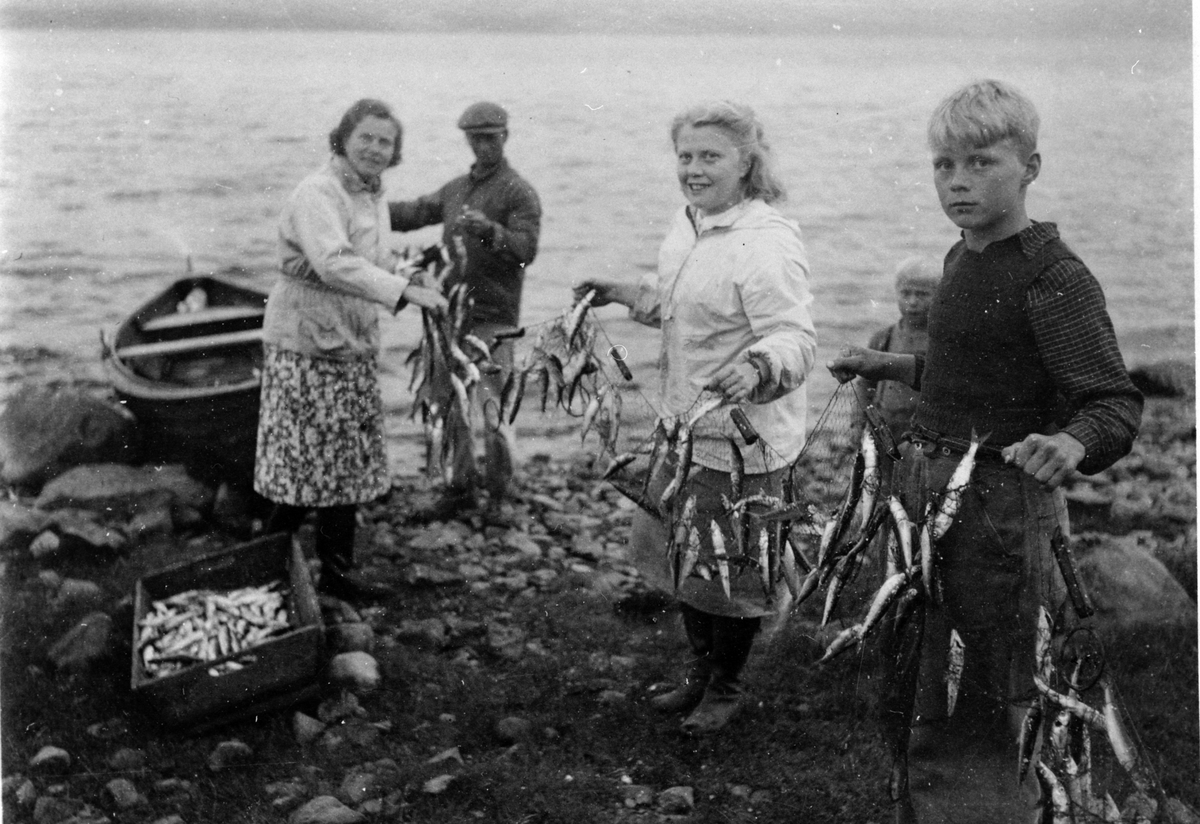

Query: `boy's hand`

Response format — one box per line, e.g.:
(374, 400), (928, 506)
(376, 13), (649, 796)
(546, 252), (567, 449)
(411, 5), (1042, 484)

(1001, 432), (1086, 489)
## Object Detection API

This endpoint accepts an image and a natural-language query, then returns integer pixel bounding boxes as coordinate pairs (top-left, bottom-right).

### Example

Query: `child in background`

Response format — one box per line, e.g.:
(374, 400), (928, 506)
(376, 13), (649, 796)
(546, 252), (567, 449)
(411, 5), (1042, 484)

(829, 80), (1141, 823)
(857, 258), (940, 445)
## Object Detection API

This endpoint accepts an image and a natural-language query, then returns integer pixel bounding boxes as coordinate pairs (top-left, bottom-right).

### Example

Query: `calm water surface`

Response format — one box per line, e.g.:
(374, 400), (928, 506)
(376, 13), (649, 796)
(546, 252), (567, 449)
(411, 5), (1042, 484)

(0, 29), (1192, 422)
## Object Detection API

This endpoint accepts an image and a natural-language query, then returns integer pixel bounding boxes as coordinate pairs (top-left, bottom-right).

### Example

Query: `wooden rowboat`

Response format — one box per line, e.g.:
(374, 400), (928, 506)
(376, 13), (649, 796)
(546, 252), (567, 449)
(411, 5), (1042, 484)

(101, 275), (269, 486)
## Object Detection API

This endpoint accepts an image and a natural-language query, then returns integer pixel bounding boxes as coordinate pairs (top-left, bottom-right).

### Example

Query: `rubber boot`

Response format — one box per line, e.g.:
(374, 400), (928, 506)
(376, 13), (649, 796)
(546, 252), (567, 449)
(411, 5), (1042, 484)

(650, 606), (713, 713)
(315, 506), (394, 602)
(681, 614), (759, 734)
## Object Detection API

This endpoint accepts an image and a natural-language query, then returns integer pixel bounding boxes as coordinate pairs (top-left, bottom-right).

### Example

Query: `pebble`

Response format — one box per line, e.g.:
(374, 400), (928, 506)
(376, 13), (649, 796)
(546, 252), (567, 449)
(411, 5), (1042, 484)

(327, 652), (381, 693)
(494, 716), (532, 744)
(104, 777), (143, 808)
(293, 712), (327, 745)
(106, 747), (146, 772)
(264, 778), (308, 811)
(29, 745), (71, 773)
(317, 691), (364, 723)
(657, 785), (696, 814)
(47, 611), (112, 672)
(288, 795), (365, 824)
(621, 784), (655, 807)
(208, 740), (253, 772)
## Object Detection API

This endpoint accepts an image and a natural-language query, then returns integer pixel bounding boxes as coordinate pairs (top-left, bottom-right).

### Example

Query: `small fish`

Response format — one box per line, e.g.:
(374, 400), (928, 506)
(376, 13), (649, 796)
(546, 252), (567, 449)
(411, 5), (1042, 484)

(678, 526), (702, 587)
(673, 495), (697, 557)
(659, 424), (693, 512)
(779, 541), (803, 599)
(757, 528), (771, 595)
(815, 517), (839, 570)
(711, 520), (731, 599)
(1101, 676), (1151, 793)
(918, 517), (934, 598)
(580, 390), (604, 444)
(860, 570), (913, 640)
(602, 452), (637, 480)
(721, 493), (744, 557)
(1035, 605), (1055, 685)
(461, 333), (491, 361)
(1035, 762), (1073, 824)
(566, 289), (596, 347)
(817, 623), (863, 665)
(1016, 701), (1043, 783)
(686, 394), (726, 429)
(1032, 675), (1106, 731)
(728, 437), (745, 502)
(887, 495), (914, 571)
(931, 429), (987, 541)
(507, 369), (528, 425)
(793, 567), (822, 609)
(858, 427), (880, 524)
(641, 419), (672, 500)
(449, 372), (472, 422)
(946, 629), (965, 717)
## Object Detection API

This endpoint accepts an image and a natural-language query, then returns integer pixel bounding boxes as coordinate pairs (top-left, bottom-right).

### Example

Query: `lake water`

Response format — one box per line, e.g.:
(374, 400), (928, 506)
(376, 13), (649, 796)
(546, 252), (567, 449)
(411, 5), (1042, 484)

(0, 28), (1192, 436)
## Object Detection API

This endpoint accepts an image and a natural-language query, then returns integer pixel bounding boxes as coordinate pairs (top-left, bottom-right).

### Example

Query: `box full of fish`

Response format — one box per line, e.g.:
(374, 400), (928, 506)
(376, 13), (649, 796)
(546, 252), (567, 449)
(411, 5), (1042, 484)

(130, 533), (324, 727)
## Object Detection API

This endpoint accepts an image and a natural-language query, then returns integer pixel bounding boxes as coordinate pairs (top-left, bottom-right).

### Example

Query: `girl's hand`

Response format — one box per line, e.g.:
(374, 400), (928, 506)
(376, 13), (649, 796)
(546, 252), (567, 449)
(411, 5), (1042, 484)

(573, 279), (634, 309)
(707, 362), (761, 404)
(401, 283), (449, 312)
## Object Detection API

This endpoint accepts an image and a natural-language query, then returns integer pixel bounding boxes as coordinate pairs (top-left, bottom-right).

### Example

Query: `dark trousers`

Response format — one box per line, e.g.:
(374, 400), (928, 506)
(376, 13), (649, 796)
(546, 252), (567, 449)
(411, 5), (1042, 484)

(266, 503), (357, 573)
(679, 603), (760, 692)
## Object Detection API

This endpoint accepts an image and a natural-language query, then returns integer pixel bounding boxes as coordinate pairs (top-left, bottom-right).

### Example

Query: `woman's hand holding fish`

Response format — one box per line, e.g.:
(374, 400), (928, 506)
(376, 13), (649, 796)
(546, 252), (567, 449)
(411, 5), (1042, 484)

(1001, 432), (1086, 489)
(707, 361), (760, 404)
(401, 283), (450, 312)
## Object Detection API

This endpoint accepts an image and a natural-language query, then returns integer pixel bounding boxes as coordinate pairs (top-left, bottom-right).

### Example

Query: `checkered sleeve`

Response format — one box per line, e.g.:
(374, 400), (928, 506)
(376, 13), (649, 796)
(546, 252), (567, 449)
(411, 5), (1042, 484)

(1027, 260), (1143, 474)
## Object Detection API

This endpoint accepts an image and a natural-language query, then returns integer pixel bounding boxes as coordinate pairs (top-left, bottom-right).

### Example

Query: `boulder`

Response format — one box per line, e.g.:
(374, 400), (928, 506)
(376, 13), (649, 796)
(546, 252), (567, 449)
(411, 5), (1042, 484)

(1074, 532), (1196, 629)
(47, 611), (113, 672)
(327, 652), (380, 693)
(0, 500), (51, 552)
(0, 383), (139, 490)
(35, 463), (213, 522)
(1128, 360), (1195, 398)
(289, 795), (365, 824)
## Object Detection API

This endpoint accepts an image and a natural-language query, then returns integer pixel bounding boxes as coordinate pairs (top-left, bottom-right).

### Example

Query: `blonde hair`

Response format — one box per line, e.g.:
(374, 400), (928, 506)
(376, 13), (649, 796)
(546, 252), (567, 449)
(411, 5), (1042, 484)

(927, 80), (1039, 159)
(670, 101), (787, 204)
(893, 257), (941, 288)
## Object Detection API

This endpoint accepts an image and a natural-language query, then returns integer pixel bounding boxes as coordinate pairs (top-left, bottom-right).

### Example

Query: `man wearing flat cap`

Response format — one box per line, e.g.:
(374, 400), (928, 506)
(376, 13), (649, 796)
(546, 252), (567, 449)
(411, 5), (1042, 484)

(390, 101), (542, 517)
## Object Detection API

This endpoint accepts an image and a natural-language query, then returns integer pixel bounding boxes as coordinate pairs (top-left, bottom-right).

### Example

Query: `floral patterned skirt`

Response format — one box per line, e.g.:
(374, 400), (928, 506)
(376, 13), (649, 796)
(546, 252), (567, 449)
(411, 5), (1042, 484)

(254, 345), (389, 507)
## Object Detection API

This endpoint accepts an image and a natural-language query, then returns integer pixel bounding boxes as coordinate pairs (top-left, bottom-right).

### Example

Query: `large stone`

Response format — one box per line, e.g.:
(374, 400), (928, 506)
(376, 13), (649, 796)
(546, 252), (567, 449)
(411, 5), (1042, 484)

(0, 500), (51, 552)
(0, 383), (138, 490)
(327, 652), (380, 693)
(1074, 532), (1196, 629)
(289, 795), (365, 824)
(35, 463), (213, 520)
(47, 611), (113, 672)
(1128, 359), (1195, 398)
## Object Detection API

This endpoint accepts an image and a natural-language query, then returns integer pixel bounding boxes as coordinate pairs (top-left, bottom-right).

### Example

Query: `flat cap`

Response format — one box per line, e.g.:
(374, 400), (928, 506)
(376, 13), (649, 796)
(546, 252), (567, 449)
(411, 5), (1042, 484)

(458, 101), (508, 133)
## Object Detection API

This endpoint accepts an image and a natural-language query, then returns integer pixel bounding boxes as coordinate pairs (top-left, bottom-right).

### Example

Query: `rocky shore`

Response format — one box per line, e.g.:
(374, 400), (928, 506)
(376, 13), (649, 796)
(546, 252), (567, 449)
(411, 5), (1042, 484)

(0, 361), (1195, 823)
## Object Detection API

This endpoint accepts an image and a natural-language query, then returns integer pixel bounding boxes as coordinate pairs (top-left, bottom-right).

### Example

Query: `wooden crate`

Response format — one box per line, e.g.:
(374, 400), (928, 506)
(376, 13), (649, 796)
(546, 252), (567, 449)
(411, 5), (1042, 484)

(131, 533), (325, 728)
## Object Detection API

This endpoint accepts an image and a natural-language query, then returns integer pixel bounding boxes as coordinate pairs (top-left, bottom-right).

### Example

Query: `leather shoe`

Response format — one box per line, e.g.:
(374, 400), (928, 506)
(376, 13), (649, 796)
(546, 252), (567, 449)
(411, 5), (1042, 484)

(680, 687), (745, 734)
(320, 568), (395, 602)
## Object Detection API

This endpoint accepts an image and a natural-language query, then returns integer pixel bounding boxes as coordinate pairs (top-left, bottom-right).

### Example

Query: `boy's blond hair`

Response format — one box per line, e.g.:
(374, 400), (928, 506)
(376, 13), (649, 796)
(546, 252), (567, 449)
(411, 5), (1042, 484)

(927, 79), (1040, 159)
(893, 257), (940, 288)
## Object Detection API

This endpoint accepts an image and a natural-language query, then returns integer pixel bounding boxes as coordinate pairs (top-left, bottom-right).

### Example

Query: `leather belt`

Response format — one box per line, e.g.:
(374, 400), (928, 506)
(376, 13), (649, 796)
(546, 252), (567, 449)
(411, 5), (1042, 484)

(905, 425), (1007, 463)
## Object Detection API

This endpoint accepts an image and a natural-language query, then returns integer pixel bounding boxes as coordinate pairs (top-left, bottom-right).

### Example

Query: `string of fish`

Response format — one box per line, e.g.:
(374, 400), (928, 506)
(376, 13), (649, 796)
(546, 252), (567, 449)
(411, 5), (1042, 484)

(1019, 606), (1165, 823)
